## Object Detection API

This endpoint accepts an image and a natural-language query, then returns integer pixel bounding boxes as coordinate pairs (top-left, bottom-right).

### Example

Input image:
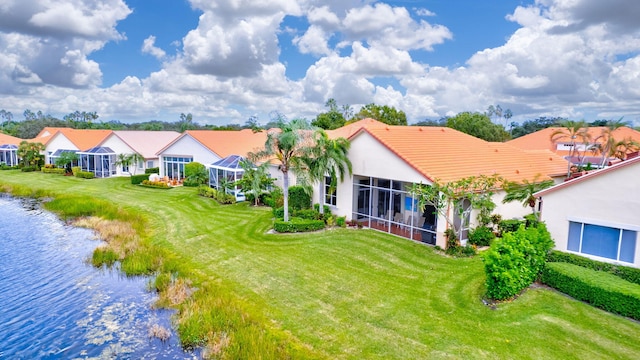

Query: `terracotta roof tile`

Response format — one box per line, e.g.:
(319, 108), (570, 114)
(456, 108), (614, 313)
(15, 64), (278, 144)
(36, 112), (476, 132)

(31, 127), (112, 151)
(356, 126), (568, 183)
(0, 132), (22, 145)
(183, 129), (268, 158)
(326, 118), (387, 139)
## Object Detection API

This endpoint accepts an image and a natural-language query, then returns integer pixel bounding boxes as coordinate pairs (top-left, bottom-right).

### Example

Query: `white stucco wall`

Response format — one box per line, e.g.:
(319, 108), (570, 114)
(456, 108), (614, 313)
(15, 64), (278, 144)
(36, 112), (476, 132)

(45, 134), (77, 164)
(100, 136), (140, 176)
(158, 136), (219, 177)
(539, 162), (640, 268)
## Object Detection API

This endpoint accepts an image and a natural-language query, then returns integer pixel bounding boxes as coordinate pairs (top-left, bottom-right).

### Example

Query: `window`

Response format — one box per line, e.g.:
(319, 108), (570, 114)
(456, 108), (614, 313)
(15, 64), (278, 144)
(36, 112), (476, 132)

(147, 160), (154, 169)
(122, 164), (129, 172)
(324, 176), (337, 206)
(138, 160), (144, 169)
(568, 221), (636, 263)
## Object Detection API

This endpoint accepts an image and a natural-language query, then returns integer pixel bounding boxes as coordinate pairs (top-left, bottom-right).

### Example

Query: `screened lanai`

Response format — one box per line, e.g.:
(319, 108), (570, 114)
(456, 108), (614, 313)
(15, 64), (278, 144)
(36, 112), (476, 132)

(78, 147), (116, 178)
(48, 149), (78, 166)
(0, 144), (18, 166)
(209, 155), (249, 202)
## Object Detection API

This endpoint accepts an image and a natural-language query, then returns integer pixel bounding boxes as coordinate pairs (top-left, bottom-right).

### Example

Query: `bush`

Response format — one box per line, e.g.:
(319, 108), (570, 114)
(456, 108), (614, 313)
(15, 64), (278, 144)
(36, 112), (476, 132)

(0, 164), (18, 170)
(288, 185), (311, 210)
(483, 223), (554, 300)
(294, 208), (324, 221)
(547, 250), (640, 286)
(498, 219), (524, 236)
(141, 180), (171, 189)
(41, 167), (66, 174)
(182, 179), (201, 187)
(542, 262), (640, 320)
(446, 245), (477, 257)
(336, 216), (346, 228)
(145, 167), (159, 174)
(313, 203), (331, 215)
(262, 187), (284, 208)
(131, 173), (150, 185)
(75, 171), (95, 179)
(197, 186), (235, 204)
(21, 166), (38, 172)
(468, 226), (496, 247)
(71, 166), (81, 176)
(273, 217), (325, 233)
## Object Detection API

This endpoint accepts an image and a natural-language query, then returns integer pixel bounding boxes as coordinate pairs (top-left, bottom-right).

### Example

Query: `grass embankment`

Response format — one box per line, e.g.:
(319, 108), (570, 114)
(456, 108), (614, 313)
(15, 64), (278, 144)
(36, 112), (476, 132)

(1, 170), (640, 359)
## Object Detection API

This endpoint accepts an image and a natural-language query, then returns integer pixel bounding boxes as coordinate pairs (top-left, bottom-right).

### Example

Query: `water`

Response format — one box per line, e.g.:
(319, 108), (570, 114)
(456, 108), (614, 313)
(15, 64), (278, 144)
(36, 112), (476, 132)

(0, 195), (199, 359)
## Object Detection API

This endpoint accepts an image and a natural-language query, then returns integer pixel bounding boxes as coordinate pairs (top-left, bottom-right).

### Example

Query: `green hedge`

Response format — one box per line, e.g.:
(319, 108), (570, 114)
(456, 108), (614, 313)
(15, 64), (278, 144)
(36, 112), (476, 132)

(498, 219), (524, 236)
(273, 217), (325, 233)
(131, 173), (150, 185)
(144, 167), (159, 174)
(41, 167), (66, 174)
(541, 262), (640, 320)
(198, 186), (236, 204)
(0, 164), (19, 170)
(547, 250), (640, 286)
(75, 171), (95, 179)
(483, 224), (554, 300)
(468, 226), (495, 247)
(21, 166), (38, 172)
(288, 185), (311, 210)
(140, 180), (171, 189)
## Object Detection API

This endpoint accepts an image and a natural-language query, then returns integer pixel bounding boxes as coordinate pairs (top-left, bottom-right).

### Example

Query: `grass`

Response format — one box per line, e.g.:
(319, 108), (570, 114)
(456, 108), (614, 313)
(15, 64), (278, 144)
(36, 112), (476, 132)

(1, 170), (640, 359)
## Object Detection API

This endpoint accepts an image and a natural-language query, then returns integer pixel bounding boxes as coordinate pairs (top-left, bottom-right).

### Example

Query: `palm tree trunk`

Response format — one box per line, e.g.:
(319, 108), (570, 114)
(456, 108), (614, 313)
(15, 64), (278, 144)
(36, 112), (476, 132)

(318, 181), (325, 214)
(283, 170), (290, 222)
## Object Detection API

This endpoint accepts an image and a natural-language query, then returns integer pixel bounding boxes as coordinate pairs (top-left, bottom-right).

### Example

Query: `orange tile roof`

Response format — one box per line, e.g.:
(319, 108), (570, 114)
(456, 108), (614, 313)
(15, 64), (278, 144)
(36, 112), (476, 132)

(169, 129), (268, 158)
(507, 126), (640, 157)
(0, 132), (22, 145)
(326, 118), (387, 139)
(353, 126), (568, 183)
(31, 127), (113, 151)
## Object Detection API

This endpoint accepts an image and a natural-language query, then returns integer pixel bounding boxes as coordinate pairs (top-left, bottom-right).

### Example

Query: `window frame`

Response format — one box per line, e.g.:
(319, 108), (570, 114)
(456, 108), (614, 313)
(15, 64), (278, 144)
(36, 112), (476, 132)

(324, 176), (337, 206)
(567, 220), (636, 264)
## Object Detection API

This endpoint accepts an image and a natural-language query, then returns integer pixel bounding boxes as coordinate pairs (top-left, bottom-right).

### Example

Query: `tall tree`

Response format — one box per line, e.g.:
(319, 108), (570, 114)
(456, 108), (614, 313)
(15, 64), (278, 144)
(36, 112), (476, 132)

(235, 159), (275, 206)
(249, 117), (313, 222)
(446, 112), (510, 141)
(502, 176), (554, 214)
(312, 99), (347, 130)
(356, 103), (407, 125)
(300, 130), (352, 214)
(550, 120), (589, 176)
(593, 119), (629, 167)
(510, 116), (564, 138)
(64, 111), (99, 129)
(179, 113), (195, 133)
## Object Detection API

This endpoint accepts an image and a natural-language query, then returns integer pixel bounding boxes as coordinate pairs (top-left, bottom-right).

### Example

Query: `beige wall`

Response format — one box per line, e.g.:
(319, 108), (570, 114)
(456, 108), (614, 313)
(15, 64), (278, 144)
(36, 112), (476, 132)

(539, 162), (640, 268)
(101, 135), (140, 176)
(45, 134), (77, 164)
(159, 136), (219, 177)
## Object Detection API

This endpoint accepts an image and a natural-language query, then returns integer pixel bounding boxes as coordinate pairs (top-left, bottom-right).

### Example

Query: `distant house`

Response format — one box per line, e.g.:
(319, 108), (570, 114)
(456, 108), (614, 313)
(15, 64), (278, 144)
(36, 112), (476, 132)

(0, 133), (22, 166)
(507, 126), (640, 168)
(535, 156), (640, 268)
(321, 120), (568, 248)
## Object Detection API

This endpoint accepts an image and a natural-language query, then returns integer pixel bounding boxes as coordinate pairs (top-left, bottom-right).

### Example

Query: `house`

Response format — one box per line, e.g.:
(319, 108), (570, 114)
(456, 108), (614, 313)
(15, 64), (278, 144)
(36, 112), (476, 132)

(507, 126), (640, 168)
(320, 121), (567, 248)
(535, 157), (640, 268)
(31, 127), (112, 169)
(95, 131), (180, 176)
(0, 132), (22, 166)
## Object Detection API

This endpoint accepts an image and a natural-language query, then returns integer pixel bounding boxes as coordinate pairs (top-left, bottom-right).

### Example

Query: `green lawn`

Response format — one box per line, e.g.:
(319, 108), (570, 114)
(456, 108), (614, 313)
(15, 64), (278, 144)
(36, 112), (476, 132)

(2, 171), (640, 359)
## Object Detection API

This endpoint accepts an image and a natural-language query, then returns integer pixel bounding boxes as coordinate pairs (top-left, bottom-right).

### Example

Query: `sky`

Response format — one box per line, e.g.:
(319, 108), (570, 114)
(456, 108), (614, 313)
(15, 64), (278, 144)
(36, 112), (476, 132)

(0, 0), (639, 126)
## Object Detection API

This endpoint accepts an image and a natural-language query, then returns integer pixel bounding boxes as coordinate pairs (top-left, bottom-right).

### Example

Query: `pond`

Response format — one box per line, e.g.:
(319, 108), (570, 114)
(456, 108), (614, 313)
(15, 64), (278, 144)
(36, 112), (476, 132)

(0, 195), (199, 359)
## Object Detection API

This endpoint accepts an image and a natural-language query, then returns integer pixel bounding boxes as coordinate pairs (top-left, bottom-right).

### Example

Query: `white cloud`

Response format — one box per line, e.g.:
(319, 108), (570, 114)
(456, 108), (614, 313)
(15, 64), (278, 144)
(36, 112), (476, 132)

(142, 36), (167, 60)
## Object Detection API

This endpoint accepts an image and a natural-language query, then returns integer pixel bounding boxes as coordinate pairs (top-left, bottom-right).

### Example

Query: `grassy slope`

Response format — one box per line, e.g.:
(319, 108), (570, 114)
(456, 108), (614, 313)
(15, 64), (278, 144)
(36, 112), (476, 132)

(2, 171), (639, 359)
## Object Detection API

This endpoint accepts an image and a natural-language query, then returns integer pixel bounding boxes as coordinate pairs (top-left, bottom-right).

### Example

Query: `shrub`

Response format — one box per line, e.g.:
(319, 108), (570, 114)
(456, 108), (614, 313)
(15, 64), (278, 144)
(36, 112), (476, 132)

(273, 217), (325, 233)
(262, 187), (284, 208)
(483, 223), (554, 300)
(336, 216), (346, 228)
(182, 179), (201, 187)
(272, 206), (291, 219)
(0, 164), (18, 170)
(71, 166), (81, 176)
(75, 171), (95, 179)
(131, 173), (150, 185)
(145, 167), (159, 174)
(288, 185), (311, 210)
(294, 208), (324, 221)
(547, 250), (640, 286)
(43, 164), (55, 169)
(498, 219), (523, 236)
(468, 226), (496, 247)
(21, 166), (38, 172)
(197, 186), (235, 204)
(141, 180), (171, 189)
(446, 245), (477, 257)
(313, 203), (331, 215)
(541, 262), (640, 320)
(41, 167), (66, 175)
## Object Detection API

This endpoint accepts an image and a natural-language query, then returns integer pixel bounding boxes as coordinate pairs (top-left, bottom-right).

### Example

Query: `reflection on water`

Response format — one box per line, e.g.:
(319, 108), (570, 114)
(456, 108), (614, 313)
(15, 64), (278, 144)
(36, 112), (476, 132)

(0, 195), (199, 359)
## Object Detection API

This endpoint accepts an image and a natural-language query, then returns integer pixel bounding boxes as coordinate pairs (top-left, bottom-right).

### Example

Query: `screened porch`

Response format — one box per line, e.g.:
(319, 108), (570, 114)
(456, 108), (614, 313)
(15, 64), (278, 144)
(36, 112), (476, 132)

(48, 149), (78, 166)
(209, 155), (248, 202)
(78, 147), (116, 178)
(0, 144), (18, 166)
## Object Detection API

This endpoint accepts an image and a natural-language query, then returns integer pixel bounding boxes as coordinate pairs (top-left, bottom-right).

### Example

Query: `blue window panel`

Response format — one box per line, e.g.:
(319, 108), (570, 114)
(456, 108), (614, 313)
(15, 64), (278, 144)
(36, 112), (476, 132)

(620, 230), (637, 263)
(567, 222), (582, 252)
(581, 224), (619, 260)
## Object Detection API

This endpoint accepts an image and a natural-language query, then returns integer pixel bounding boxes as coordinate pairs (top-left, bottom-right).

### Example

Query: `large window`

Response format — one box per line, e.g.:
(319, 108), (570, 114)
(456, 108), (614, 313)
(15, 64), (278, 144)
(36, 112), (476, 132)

(163, 156), (192, 180)
(567, 221), (636, 263)
(324, 176), (337, 206)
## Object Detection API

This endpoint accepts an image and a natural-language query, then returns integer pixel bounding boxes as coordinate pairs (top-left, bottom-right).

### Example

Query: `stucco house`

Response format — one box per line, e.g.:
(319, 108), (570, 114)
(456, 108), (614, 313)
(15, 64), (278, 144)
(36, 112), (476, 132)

(319, 120), (567, 248)
(32, 128), (113, 174)
(0, 132), (22, 166)
(535, 156), (640, 268)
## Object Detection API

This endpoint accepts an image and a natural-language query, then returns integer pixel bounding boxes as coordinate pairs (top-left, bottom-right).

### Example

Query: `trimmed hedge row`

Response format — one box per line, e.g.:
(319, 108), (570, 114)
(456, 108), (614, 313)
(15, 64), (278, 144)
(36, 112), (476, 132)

(274, 217), (325, 233)
(547, 250), (640, 286)
(131, 174), (150, 185)
(75, 171), (95, 179)
(21, 166), (39, 172)
(140, 180), (171, 189)
(483, 224), (554, 300)
(0, 164), (19, 170)
(198, 186), (236, 204)
(42, 167), (66, 174)
(541, 262), (640, 320)
(145, 167), (159, 174)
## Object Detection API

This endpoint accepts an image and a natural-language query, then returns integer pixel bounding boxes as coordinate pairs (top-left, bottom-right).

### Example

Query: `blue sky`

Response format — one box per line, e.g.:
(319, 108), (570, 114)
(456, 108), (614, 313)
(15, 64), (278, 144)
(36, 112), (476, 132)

(0, 0), (639, 126)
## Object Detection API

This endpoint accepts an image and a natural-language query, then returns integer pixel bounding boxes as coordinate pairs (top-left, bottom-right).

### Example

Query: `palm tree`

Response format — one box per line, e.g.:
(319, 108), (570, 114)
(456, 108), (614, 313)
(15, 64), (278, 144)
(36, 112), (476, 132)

(594, 119), (630, 167)
(550, 120), (589, 176)
(249, 117), (312, 222)
(300, 130), (352, 215)
(502, 176), (554, 214)
(236, 159), (274, 206)
(115, 153), (144, 175)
